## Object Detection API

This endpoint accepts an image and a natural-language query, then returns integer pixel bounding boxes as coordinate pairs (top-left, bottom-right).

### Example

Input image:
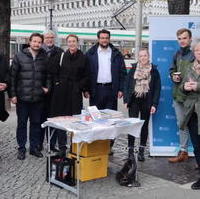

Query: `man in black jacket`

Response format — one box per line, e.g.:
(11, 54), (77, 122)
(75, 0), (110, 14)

(86, 29), (127, 153)
(39, 30), (64, 152)
(0, 54), (9, 122)
(10, 33), (51, 160)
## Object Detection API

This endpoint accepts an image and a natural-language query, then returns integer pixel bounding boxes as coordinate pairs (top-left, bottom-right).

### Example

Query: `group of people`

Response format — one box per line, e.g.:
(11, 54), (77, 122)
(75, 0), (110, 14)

(7, 29), (126, 161)
(0, 27), (200, 189)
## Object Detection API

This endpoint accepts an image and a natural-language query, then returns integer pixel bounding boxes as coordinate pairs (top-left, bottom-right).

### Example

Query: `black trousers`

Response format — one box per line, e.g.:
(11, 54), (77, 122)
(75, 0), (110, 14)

(187, 112), (200, 167)
(46, 128), (66, 150)
(128, 95), (151, 149)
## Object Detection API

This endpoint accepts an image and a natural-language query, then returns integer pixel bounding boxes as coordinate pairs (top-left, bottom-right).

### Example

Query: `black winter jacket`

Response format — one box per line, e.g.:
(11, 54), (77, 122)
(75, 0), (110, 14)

(0, 54), (9, 121)
(10, 48), (51, 102)
(123, 63), (161, 109)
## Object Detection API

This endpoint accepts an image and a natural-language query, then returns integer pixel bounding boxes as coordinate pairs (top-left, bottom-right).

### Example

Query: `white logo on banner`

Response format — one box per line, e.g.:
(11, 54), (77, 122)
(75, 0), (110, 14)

(188, 22), (200, 30)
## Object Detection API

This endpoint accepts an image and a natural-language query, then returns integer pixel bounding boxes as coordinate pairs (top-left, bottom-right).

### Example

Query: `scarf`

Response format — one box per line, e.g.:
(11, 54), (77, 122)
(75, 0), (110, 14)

(42, 44), (55, 57)
(134, 62), (152, 98)
(193, 60), (200, 75)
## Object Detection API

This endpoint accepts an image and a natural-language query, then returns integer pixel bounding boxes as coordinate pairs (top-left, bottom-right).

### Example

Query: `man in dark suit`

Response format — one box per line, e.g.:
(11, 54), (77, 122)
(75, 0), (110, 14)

(86, 29), (127, 151)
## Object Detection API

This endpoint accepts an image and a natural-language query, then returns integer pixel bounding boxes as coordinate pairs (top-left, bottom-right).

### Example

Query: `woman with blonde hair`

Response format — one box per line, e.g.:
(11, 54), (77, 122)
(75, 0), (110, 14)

(116, 48), (161, 187)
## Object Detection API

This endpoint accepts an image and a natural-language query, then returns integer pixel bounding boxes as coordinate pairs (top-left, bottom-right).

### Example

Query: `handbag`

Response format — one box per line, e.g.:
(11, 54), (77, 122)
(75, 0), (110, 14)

(0, 110), (9, 122)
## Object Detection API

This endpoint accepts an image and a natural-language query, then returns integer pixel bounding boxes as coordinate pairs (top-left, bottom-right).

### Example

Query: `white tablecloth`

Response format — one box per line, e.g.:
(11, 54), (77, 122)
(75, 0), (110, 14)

(42, 118), (144, 143)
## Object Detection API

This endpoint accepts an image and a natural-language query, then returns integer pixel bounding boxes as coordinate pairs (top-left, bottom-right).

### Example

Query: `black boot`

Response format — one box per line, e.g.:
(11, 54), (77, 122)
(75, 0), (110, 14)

(138, 146), (145, 162)
(128, 147), (134, 160)
(56, 146), (67, 158)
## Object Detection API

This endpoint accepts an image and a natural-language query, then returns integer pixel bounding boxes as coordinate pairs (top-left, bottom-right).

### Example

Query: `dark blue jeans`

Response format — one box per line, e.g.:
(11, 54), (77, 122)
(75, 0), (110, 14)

(90, 84), (117, 110)
(90, 84), (117, 147)
(16, 101), (44, 151)
(188, 112), (200, 167)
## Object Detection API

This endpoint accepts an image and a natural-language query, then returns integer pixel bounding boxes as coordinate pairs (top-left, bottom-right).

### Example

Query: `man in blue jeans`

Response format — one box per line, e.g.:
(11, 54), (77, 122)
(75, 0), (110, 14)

(168, 28), (194, 163)
(10, 33), (51, 160)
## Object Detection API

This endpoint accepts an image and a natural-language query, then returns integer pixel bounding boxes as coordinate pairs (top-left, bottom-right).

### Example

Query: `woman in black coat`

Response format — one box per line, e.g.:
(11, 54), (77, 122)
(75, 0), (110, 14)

(0, 54), (9, 122)
(50, 34), (89, 117)
(124, 48), (161, 162)
(49, 34), (90, 154)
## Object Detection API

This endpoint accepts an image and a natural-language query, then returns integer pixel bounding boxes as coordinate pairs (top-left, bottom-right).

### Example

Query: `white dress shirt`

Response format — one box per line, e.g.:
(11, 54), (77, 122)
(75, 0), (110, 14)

(97, 46), (112, 83)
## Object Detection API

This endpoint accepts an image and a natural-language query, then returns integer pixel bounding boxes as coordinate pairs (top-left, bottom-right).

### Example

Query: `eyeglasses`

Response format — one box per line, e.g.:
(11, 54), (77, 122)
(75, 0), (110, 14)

(44, 37), (54, 39)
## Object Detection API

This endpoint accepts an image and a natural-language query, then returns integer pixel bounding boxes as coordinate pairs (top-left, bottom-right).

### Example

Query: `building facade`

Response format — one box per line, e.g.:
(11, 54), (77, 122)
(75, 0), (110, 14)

(11, 0), (200, 29)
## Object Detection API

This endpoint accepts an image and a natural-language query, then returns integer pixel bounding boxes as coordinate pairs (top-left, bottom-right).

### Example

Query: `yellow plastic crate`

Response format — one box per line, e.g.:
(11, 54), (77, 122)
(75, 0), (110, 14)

(68, 153), (108, 182)
(72, 140), (110, 157)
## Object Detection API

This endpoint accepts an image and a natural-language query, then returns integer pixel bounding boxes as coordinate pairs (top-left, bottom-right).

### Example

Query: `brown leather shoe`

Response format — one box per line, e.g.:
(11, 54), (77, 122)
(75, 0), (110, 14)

(168, 151), (189, 163)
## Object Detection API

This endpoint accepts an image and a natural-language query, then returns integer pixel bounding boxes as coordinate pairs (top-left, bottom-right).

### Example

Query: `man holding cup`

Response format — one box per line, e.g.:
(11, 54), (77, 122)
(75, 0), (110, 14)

(168, 28), (194, 163)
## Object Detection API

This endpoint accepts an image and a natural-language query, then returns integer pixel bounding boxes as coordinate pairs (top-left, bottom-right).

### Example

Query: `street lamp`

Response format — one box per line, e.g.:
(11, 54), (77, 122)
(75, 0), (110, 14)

(45, 0), (55, 30)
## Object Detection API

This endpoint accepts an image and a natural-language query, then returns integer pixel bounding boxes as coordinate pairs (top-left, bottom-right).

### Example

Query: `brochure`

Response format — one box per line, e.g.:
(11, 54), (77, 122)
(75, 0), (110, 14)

(87, 106), (102, 120)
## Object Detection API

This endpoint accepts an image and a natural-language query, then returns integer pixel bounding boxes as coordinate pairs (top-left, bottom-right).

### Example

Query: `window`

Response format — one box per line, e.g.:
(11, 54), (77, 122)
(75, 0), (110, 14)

(82, 1), (85, 7)
(143, 16), (147, 25)
(104, 20), (107, 27)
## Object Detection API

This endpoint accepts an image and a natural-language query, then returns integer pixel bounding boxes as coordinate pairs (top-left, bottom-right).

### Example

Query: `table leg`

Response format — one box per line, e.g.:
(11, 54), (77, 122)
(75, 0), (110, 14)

(47, 126), (51, 184)
(77, 142), (80, 199)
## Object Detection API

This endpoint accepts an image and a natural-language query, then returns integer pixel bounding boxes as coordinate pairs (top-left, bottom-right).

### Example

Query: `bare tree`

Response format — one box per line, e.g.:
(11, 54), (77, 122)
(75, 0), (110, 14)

(0, 0), (11, 62)
(167, 0), (190, 14)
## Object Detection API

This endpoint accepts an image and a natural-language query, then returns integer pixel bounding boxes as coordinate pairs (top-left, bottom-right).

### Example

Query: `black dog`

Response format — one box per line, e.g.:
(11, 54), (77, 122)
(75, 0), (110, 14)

(116, 156), (140, 187)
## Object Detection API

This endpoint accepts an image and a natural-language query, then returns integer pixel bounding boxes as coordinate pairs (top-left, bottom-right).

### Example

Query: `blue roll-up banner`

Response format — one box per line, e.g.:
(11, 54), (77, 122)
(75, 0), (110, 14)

(149, 16), (200, 156)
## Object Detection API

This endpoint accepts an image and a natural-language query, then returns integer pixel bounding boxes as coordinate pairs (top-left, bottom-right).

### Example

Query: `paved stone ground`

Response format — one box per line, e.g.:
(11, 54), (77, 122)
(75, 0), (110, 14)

(0, 104), (200, 199)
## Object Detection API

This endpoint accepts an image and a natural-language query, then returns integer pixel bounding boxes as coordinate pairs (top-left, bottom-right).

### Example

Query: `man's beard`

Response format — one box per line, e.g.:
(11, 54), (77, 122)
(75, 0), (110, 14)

(99, 43), (109, 49)
(31, 47), (40, 52)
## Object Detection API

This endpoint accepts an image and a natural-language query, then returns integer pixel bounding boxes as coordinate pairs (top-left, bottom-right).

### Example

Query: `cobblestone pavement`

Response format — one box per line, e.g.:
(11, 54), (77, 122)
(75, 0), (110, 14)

(0, 105), (200, 199)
